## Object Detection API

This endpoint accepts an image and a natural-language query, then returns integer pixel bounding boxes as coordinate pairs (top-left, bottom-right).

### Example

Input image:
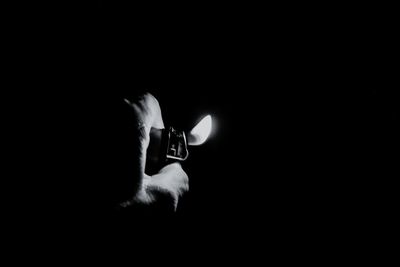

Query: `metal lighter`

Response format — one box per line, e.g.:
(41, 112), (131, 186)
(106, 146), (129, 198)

(145, 115), (212, 175)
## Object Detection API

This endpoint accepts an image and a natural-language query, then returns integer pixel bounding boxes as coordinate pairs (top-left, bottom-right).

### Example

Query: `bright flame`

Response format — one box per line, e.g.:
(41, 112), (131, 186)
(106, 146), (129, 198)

(188, 115), (212, 146)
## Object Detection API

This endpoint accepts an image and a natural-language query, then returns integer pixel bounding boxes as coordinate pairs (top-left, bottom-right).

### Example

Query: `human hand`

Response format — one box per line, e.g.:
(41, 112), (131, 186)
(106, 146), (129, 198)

(121, 93), (189, 211)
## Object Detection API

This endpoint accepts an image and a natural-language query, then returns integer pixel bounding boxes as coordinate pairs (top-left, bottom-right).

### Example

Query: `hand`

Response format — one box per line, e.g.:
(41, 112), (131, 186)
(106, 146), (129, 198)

(121, 93), (189, 211)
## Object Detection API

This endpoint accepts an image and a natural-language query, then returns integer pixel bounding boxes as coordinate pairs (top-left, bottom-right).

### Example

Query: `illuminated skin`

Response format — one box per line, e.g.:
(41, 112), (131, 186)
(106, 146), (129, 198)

(121, 93), (189, 211)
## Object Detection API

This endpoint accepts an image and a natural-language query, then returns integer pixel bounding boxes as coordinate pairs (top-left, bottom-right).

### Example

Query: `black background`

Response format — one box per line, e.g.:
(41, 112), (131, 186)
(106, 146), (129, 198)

(3, 0), (398, 258)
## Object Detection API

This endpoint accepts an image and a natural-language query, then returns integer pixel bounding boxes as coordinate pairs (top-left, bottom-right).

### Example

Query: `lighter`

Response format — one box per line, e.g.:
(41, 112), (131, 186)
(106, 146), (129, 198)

(145, 115), (212, 175)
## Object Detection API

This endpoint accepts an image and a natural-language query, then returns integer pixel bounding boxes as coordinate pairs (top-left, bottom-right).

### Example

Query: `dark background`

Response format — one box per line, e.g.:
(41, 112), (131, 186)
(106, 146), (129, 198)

(3, 0), (397, 257)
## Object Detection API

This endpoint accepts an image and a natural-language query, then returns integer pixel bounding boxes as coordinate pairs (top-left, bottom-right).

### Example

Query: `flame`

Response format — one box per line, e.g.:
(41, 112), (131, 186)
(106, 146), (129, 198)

(188, 115), (212, 146)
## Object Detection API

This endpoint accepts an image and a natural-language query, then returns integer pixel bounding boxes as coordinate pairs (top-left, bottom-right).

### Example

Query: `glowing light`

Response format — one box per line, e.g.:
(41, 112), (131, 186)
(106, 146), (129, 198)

(188, 115), (212, 146)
